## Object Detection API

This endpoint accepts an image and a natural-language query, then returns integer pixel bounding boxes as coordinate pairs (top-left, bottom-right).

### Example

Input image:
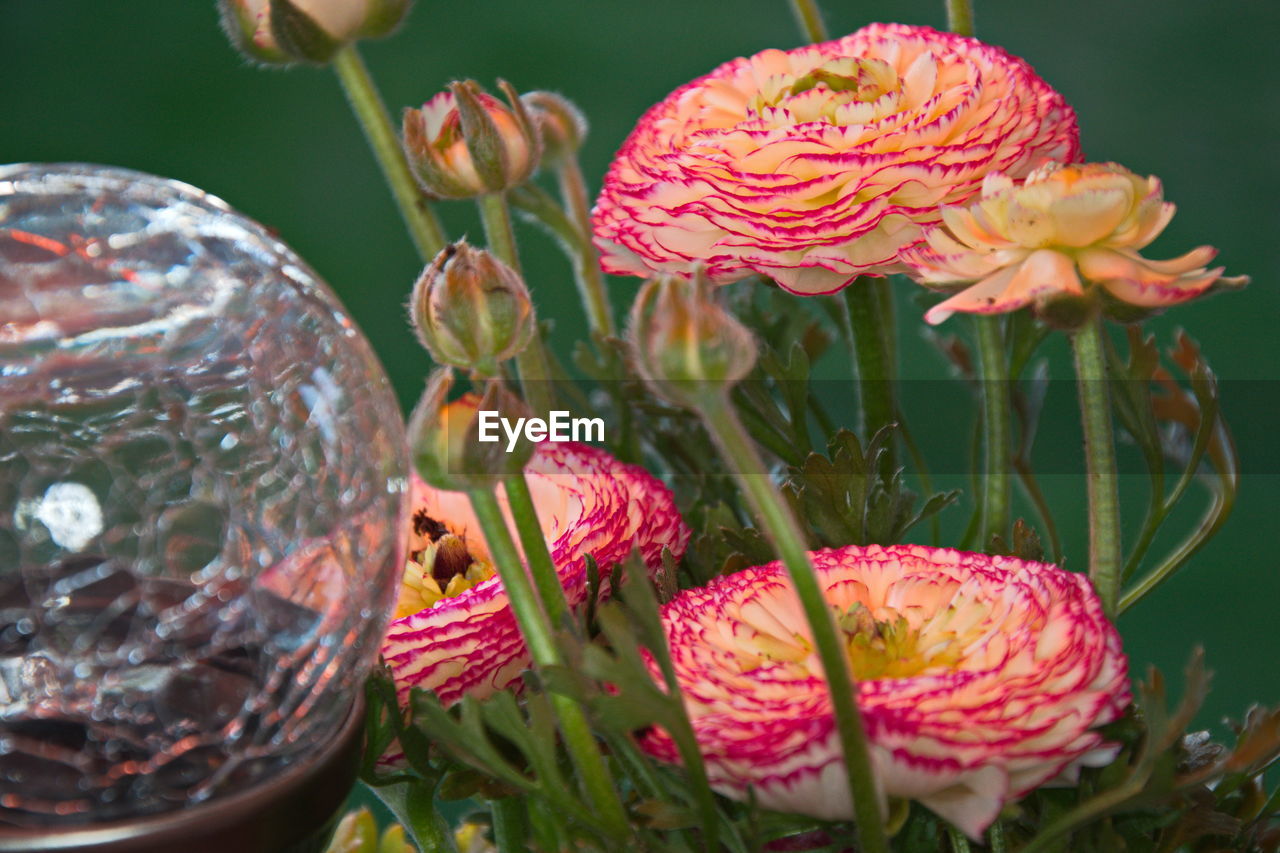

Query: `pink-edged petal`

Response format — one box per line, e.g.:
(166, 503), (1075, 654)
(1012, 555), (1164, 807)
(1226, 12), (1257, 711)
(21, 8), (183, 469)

(1101, 268), (1224, 307)
(924, 248), (1079, 324)
(923, 265), (1022, 324)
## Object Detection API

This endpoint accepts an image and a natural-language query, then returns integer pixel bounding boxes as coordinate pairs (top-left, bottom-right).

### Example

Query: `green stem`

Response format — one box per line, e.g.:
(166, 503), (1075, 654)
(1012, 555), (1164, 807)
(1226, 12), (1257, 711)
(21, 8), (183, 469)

(556, 157), (615, 338)
(973, 315), (1011, 545)
(1071, 316), (1121, 617)
(492, 797), (530, 852)
(502, 472), (570, 629)
(788, 0), (830, 42)
(843, 279), (898, 472)
(332, 45), (447, 261)
(468, 487), (558, 663)
(948, 826), (973, 853)
(467, 488), (630, 838)
(477, 192), (555, 416)
(695, 393), (889, 853)
(373, 778), (458, 853)
(988, 820), (1008, 853)
(945, 0), (975, 36)
(478, 192), (521, 273)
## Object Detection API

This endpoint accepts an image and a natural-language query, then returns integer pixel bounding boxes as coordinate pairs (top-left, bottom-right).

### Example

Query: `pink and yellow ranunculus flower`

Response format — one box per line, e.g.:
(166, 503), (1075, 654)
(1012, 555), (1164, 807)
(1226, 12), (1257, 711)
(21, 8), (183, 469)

(903, 161), (1249, 324)
(642, 544), (1130, 839)
(381, 442), (688, 707)
(593, 23), (1079, 296)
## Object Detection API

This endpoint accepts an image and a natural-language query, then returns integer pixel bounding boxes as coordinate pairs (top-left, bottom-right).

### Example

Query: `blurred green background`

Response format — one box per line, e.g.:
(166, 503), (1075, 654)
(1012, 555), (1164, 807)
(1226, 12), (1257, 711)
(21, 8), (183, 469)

(2, 0), (1277, 739)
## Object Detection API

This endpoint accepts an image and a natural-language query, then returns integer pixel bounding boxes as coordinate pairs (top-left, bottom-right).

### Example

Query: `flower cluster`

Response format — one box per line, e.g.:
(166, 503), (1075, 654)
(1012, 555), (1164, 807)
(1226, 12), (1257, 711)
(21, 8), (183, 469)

(593, 23), (1079, 295)
(641, 545), (1130, 838)
(381, 442), (688, 707)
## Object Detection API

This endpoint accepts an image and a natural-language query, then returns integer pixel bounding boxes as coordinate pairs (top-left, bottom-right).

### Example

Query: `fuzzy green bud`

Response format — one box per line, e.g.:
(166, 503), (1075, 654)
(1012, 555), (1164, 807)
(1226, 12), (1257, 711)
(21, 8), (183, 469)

(403, 79), (541, 199)
(219, 0), (411, 66)
(410, 240), (534, 378)
(408, 371), (534, 492)
(627, 267), (759, 408)
(521, 91), (588, 168)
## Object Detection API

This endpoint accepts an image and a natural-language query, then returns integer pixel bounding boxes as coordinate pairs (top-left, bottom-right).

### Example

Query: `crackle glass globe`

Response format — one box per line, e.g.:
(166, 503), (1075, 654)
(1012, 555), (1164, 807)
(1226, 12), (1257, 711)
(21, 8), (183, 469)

(0, 164), (408, 827)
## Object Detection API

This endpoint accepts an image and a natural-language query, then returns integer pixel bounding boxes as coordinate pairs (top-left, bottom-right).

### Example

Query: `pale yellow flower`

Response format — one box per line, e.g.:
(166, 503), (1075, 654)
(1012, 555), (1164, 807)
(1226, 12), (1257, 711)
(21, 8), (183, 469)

(903, 162), (1248, 324)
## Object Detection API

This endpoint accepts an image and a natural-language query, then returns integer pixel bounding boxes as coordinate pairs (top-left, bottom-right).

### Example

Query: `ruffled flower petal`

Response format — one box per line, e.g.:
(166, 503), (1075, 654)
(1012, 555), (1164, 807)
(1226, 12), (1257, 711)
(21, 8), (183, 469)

(641, 544), (1130, 839)
(594, 23), (1080, 293)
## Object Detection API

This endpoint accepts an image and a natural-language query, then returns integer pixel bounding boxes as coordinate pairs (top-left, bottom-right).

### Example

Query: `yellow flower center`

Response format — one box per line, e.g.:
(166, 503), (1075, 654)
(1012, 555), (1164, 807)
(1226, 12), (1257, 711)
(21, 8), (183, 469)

(837, 603), (961, 680)
(394, 531), (497, 618)
(752, 58), (899, 123)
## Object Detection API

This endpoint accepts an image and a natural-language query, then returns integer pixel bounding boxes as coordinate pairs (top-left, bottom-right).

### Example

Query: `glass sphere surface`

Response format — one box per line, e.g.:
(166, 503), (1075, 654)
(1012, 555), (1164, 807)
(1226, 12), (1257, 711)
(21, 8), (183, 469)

(0, 164), (408, 826)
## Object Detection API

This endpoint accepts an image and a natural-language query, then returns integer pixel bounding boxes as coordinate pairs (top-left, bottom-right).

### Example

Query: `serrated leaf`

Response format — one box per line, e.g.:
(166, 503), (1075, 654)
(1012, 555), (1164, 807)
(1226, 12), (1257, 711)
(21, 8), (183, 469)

(987, 519), (1045, 562)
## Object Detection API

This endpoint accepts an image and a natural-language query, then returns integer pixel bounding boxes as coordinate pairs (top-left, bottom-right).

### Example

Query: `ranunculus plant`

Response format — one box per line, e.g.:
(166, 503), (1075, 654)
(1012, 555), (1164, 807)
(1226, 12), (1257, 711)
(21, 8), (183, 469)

(217, 2), (1277, 852)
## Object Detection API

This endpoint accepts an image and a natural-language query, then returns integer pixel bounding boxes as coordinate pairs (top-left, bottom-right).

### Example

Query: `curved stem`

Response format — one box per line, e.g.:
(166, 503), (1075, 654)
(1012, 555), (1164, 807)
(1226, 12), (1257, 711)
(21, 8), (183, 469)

(843, 279), (898, 473)
(373, 778), (459, 853)
(1119, 483), (1233, 613)
(556, 158), (616, 338)
(788, 0), (830, 42)
(467, 488), (630, 839)
(502, 471), (570, 629)
(945, 0), (975, 36)
(1071, 316), (1121, 617)
(973, 315), (1011, 546)
(477, 192), (555, 416)
(332, 45), (447, 261)
(695, 393), (889, 853)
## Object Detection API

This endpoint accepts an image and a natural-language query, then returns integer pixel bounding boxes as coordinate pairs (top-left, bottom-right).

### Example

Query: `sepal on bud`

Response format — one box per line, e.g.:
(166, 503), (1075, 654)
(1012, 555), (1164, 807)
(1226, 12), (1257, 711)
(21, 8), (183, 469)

(522, 91), (588, 167)
(410, 240), (534, 378)
(403, 79), (541, 199)
(219, 0), (411, 66)
(408, 370), (534, 492)
(627, 267), (758, 408)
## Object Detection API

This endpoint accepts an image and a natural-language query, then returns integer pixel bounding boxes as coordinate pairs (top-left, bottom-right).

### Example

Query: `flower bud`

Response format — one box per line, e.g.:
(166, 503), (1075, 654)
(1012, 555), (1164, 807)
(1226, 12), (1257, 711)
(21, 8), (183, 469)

(219, 0), (411, 66)
(521, 91), (588, 167)
(627, 267), (758, 408)
(408, 371), (534, 492)
(403, 79), (541, 199)
(323, 807), (415, 853)
(410, 240), (534, 378)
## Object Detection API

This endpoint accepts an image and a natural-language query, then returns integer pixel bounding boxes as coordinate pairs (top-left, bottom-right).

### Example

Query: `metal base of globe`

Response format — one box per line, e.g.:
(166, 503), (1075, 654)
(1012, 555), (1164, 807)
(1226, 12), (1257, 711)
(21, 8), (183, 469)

(0, 697), (365, 853)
